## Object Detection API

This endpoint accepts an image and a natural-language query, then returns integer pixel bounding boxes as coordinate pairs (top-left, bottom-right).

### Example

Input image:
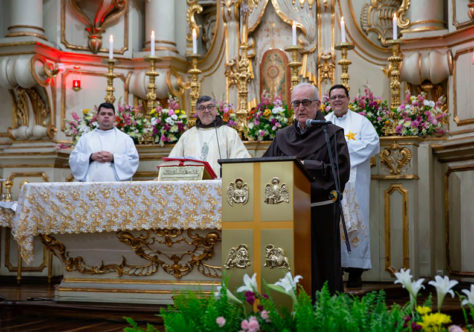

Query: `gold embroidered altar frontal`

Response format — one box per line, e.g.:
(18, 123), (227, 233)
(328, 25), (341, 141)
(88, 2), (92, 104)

(12, 180), (222, 264)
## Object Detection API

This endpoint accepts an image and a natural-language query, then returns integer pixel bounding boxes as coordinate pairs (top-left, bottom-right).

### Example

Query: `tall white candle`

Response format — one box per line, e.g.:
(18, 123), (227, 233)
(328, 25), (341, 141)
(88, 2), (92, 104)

(340, 17), (346, 43)
(192, 28), (197, 54)
(393, 13), (398, 40)
(150, 30), (155, 57)
(108, 35), (114, 60)
(292, 21), (297, 45)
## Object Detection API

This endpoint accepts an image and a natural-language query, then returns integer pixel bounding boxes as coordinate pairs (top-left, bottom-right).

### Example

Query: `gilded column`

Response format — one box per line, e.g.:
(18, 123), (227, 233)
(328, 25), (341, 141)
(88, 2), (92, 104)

(145, 0), (178, 55)
(5, 0), (47, 40)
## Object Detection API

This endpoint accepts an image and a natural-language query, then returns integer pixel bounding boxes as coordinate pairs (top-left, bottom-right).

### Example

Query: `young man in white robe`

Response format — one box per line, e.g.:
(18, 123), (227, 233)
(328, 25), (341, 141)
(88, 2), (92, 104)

(168, 96), (250, 176)
(69, 103), (139, 182)
(325, 84), (380, 288)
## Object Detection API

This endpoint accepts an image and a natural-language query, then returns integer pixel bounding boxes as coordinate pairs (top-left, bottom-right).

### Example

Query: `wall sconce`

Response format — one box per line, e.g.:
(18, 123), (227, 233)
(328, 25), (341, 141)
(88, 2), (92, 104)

(72, 65), (82, 91)
(72, 79), (81, 91)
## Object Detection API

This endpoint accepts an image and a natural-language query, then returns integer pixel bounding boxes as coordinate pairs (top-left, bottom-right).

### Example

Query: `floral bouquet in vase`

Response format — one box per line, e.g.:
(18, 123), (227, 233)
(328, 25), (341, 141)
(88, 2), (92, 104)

(115, 104), (152, 143)
(394, 91), (448, 137)
(150, 95), (188, 146)
(59, 108), (98, 148)
(216, 101), (238, 128)
(246, 91), (292, 141)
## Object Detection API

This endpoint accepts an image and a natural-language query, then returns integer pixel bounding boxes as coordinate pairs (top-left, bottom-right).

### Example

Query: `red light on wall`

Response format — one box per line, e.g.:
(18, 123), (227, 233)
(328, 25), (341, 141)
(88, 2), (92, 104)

(72, 79), (81, 91)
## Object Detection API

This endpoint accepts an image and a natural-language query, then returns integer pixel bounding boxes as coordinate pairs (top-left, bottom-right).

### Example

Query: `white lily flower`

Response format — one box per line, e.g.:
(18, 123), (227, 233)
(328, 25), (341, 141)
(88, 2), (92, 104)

(394, 268), (412, 288)
(409, 278), (425, 303)
(274, 272), (302, 294)
(461, 285), (474, 306)
(214, 285), (243, 304)
(237, 273), (258, 293)
(394, 268), (425, 306)
(428, 275), (459, 311)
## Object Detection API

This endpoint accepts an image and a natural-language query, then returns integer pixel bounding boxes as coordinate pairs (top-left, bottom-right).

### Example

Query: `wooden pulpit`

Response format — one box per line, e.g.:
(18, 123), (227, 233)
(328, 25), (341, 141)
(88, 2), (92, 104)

(219, 157), (313, 294)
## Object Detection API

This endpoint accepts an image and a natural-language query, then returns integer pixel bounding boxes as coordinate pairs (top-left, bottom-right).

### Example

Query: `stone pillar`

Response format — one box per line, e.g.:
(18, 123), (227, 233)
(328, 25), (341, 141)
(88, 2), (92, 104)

(5, 0), (47, 40)
(402, 0), (445, 35)
(145, 0), (178, 56)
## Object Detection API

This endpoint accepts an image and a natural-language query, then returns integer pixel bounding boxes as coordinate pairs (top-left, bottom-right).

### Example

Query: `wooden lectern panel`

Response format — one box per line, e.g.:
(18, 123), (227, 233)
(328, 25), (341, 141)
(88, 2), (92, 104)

(221, 158), (311, 295)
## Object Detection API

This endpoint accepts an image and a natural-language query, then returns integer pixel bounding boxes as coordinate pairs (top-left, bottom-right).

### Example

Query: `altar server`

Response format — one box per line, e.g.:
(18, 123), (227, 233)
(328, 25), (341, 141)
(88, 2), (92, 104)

(264, 83), (350, 295)
(169, 95), (250, 176)
(69, 102), (139, 182)
(325, 84), (380, 288)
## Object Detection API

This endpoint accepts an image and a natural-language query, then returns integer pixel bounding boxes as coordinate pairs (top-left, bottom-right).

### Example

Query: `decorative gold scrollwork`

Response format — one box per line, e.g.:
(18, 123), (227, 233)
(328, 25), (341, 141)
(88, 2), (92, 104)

(226, 178), (249, 206)
(317, 52), (335, 84)
(380, 143), (412, 175)
(292, 0), (315, 9)
(41, 229), (222, 279)
(360, 0), (403, 46)
(186, 0), (203, 43)
(397, 0), (411, 29)
(264, 244), (290, 270)
(264, 177), (289, 204)
(224, 244), (251, 269)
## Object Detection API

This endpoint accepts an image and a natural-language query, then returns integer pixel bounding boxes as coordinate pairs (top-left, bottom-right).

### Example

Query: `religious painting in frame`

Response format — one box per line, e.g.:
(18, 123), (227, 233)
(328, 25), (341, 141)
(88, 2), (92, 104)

(259, 49), (291, 105)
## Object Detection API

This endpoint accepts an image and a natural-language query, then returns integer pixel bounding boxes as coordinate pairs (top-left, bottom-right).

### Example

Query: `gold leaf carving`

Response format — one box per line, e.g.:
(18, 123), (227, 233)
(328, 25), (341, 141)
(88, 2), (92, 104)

(226, 178), (249, 206)
(224, 244), (251, 269)
(264, 244), (290, 270)
(360, 0), (403, 46)
(186, 0), (203, 42)
(264, 177), (289, 204)
(380, 143), (412, 175)
(317, 52), (335, 84)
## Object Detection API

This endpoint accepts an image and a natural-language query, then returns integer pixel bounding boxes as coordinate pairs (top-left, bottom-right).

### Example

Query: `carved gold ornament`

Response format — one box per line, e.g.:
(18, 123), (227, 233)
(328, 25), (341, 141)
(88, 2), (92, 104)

(317, 52), (335, 84)
(264, 177), (290, 204)
(292, 0), (316, 9)
(224, 244), (251, 269)
(360, 0), (404, 46)
(264, 244), (290, 270)
(186, 0), (203, 43)
(227, 178), (249, 206)
(69, 0), (128, 53)
(380, 143), (412, 175)
(41, 229), (221, 279)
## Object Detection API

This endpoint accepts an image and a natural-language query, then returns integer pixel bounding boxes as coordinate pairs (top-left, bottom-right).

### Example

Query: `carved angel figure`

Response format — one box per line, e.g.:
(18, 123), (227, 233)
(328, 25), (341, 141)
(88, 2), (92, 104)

(226, 178), (249, 206)
(264, 177), (289, 204)
(224, 244), (251, 269)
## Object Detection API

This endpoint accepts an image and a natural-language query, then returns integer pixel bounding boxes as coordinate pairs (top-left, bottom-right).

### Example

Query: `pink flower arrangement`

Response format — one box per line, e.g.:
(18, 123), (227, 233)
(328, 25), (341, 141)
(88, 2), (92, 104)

(114, 104), (151, 142)
(216, 101), (238, 128)
(246, 91), (292, 141)
(150, 96), (188, 146)
(394, 92), (448, 137)
(216, 316), (226, 327)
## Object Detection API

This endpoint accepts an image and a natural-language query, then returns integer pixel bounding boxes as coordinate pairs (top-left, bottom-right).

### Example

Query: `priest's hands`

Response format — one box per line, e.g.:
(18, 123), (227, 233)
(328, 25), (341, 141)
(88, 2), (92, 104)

(91, 151), (114, 163)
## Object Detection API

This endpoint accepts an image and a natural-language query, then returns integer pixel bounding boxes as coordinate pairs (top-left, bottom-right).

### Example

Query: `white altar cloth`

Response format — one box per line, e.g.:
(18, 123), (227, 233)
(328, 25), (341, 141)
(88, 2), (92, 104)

(12, 180), (222, 264)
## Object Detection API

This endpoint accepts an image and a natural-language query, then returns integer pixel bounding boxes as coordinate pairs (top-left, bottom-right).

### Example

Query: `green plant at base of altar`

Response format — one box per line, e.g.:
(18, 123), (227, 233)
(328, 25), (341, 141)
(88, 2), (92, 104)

(321, 88), (391, 137)
(115, 104), (152, 142)
(150, 95), (188, 146)
(246, 91), (293, 141)
(394, 92), (448, 137)
(216, 101), (238, 128)
(123, 270), (474, 331)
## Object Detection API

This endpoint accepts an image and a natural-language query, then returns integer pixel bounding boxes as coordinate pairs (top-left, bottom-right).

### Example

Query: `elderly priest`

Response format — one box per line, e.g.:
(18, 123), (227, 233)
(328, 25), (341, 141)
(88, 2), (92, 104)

(169, 95), (250, 176)
(69, 102), (139, 182)
(263, 83), (350, 295)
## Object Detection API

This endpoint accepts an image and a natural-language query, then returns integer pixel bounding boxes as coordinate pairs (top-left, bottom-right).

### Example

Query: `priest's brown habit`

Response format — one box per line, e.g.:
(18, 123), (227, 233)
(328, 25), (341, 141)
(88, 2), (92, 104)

(263, 111), (350, 296)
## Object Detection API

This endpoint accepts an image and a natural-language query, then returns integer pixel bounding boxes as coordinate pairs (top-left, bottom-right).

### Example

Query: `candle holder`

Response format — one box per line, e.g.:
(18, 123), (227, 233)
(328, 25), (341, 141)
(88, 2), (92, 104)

(284, 45), (302, 90)
(335, 42), (355, 91)
(186, 54), (202, 127)
(385, 39), (402, 135)
(2, 180), (13, 202)
(144, 55), (161, 114)
(102, 59), (117, 104)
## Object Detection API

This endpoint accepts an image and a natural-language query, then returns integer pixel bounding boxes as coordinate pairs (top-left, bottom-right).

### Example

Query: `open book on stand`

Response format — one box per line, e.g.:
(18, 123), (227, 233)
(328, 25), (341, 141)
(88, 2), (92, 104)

(157, 157), (217, 181)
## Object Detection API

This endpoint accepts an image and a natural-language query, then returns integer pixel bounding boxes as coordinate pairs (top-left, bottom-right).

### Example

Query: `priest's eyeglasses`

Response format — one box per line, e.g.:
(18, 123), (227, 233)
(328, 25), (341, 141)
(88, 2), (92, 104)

(197, 104), (216, 111)
(291, 99), (318, 108)
(329, 95), (347, 101)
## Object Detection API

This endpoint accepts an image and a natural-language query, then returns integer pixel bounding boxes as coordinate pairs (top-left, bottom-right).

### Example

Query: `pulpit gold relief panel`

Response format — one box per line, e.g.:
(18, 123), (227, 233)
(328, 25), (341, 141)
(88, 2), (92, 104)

(260, 163), (293, 221)
(264, 244), (290, 270)
(380, 143), (412, 176)
(224, 244), (251, 269)
(222, 163), (254, 222)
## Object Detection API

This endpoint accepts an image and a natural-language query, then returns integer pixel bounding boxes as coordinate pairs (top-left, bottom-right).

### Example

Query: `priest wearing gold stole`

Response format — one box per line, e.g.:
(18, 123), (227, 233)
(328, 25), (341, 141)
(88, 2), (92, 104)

(325, 84), (380, 288)
(169, 96), (250, 177)
(69, 103), (139, 182)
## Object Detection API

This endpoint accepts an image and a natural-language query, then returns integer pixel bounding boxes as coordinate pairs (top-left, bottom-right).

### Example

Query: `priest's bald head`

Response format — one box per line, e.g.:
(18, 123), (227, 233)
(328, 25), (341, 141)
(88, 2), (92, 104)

(291, 83), (321, 131)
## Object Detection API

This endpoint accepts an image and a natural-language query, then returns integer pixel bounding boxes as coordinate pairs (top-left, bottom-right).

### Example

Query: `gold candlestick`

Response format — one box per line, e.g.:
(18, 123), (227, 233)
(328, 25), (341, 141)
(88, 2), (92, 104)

(385, 39), (403, 135)
(236, 43), (252, 135)
(144, 55), (161, 115)
(2, 180), (13, 202)
(186, 54), (202, 127)
(103, 59), (117, 104)
(284, 45), (302, 90)
(335, 42), (355, 91)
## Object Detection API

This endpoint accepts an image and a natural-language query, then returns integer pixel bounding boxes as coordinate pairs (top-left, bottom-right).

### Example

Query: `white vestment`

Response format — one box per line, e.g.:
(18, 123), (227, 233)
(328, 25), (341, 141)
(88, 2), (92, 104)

(168, 125), (251, 177)
(326, 110), (380, 269)
(69, 128), (139, 182)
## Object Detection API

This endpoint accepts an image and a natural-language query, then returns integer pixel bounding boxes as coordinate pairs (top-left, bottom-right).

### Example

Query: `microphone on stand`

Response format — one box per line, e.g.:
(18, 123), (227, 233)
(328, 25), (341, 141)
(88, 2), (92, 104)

(305, 119), (332, 127)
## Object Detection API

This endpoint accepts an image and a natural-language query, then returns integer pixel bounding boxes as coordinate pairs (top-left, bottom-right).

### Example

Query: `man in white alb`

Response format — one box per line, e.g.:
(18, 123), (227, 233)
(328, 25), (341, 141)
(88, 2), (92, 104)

(168, 96), (250, 176)
(325, 84), (380, 288)
(69, 102), (139, 182)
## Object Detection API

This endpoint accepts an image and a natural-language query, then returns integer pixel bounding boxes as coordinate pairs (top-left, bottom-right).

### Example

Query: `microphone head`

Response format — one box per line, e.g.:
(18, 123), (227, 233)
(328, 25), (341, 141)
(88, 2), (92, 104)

(305, 119), (313, 127)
